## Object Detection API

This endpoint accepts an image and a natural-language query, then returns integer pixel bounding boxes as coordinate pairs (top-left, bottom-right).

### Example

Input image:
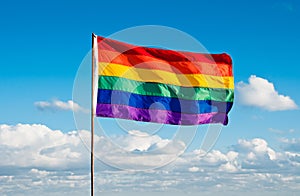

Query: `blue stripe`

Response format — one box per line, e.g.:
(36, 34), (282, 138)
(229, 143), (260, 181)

(97, 89), (233, 114)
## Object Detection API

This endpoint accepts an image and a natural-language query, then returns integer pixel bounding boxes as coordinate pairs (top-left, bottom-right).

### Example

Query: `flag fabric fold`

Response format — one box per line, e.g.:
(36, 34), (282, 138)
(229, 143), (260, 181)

(95, 36), (234, 125)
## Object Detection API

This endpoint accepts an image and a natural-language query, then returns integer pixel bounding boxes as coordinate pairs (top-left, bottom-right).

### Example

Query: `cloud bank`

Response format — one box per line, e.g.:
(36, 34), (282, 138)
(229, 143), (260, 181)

(237, 75), (298, 111)
(1, 123), (300, 195)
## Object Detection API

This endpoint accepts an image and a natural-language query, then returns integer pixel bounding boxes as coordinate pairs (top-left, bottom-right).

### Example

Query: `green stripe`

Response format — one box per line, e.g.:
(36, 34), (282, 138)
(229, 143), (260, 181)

(98, 76), (234, 102)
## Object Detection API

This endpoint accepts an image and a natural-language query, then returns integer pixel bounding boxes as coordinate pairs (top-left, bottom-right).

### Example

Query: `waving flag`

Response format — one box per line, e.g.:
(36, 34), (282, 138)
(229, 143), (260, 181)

(94, 36), (234, 125)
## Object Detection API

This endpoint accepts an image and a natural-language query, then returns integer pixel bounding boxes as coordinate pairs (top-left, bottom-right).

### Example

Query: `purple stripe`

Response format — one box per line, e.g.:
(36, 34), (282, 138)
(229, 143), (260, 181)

(96, 103), (228, 125)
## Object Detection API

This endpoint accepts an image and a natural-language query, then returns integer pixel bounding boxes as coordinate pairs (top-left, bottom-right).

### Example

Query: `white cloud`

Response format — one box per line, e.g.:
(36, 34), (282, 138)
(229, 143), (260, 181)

(116, 130), (169, 152)
(0, 124), (89, 169)
(237, 75), (298, 111)
(218, 162), (238, 172)
(34, 99), (89, 113)
(188, 166), (202, 172)
(29, 168), (53, 177)
(232, 138), (279, 169)
(94, 130), (186, 170)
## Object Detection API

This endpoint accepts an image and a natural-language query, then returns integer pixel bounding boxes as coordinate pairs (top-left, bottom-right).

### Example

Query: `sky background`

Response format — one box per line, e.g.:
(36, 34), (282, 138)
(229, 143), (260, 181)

(1, 0), (300, 195)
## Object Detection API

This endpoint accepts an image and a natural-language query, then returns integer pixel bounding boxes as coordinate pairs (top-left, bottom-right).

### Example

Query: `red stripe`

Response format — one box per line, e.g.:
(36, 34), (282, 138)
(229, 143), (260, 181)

(97, 36), (232, 65)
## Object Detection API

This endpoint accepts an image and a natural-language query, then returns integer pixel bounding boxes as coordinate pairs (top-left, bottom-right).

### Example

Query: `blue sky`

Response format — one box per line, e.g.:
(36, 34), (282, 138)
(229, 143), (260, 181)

(1, 0), (300, 195)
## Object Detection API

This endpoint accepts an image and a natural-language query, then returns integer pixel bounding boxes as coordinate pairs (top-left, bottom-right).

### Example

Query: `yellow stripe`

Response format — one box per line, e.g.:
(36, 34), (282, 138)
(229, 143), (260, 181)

(98, 62), (234, 89)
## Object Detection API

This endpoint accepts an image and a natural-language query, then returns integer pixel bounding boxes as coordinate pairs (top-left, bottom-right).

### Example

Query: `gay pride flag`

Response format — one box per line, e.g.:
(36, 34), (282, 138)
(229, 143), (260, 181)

(95, 36), (234, 125)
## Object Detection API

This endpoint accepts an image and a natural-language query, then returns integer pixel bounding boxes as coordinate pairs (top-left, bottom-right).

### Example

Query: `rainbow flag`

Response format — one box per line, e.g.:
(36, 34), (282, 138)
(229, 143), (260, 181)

(95, 36), (234, 125)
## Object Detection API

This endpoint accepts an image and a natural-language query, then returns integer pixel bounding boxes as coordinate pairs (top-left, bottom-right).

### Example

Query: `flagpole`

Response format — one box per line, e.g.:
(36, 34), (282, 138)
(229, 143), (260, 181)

(91, 32), (96, 196)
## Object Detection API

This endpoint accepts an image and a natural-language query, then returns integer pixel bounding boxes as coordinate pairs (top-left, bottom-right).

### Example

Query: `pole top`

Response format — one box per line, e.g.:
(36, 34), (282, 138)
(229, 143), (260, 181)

(92, 33), (96, 38)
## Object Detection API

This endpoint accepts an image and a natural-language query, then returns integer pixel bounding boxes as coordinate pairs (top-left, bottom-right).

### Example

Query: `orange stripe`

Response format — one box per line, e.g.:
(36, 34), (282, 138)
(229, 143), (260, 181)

(98, 49), (232, 77)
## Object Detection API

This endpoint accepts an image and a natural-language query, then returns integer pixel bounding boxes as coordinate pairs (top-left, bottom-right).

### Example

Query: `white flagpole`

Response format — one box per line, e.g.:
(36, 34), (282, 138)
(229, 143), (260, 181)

(91, 32), (96, 196)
